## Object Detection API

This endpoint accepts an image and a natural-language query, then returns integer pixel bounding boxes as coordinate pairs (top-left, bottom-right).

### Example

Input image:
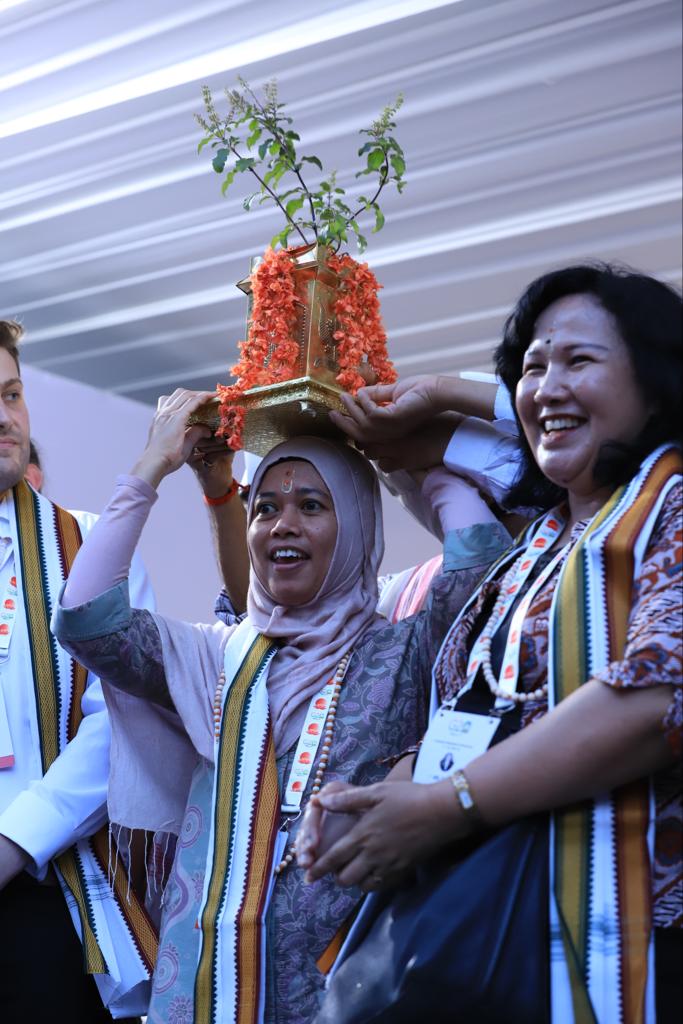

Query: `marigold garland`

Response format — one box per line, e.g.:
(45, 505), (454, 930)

(327, 252), (397, 393)
(217, 248), (299, 447)
(218, 247), (396, 449)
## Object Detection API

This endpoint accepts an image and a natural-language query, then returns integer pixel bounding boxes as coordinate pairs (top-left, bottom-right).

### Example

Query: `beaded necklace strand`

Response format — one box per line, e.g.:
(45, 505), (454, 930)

(476, 552), (549, 705)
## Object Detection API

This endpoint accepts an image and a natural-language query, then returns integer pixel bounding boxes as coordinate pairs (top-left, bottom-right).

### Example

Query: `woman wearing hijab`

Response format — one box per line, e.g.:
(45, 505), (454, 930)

(52, 389), (511, 1024)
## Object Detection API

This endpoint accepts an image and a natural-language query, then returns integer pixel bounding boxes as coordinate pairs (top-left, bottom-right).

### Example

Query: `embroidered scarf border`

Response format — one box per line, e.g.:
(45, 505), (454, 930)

(13, 480), (157, 977)
(194, 628), (278, 1024)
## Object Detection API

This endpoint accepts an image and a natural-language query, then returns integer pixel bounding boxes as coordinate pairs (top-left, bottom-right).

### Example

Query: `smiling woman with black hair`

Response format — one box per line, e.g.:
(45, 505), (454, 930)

(301, 263), (682, 1024)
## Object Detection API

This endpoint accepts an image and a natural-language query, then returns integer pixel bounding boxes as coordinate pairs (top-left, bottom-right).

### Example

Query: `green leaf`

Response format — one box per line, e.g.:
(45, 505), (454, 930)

(220, 169), (236, 195)
(372, 206), (385, 233)
(235, 157), (255, 172)
(271, 162), (287, 185)
(285, 196), (305, 219)
(271, 225), (294, 250)
(301, 155), (323, 171)
(197, 136), (212, 153)
(390, 154), (406, 177)
(246, 126), (262, 148)
(357, 141), (374, 156)
(367, 149), (385, 171)
(285, 130), (301, 141)
(349, 220), (368, 252)
(243, 191), (261, 211)
(212, 148), (229, 173)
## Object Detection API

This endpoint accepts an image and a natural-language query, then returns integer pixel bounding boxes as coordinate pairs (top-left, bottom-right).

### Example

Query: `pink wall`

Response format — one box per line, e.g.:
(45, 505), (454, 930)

(23, 365), (440, 621)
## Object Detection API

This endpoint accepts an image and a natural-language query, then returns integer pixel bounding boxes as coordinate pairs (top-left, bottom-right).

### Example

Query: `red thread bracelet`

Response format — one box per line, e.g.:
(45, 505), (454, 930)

(203, 479), (239, 506)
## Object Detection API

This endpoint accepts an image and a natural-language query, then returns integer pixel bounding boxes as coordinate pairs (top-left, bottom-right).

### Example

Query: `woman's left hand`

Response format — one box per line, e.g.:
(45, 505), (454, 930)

(132, 389), (216, 489)
(301, 779), (462, 891)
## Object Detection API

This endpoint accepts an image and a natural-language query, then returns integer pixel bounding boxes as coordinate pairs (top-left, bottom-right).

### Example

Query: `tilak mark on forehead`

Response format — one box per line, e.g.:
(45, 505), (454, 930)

(281, 467), (295, 494)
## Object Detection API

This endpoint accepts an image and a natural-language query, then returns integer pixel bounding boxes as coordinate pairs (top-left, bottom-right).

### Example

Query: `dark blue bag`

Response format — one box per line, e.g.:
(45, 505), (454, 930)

(314, 817), (549, 1024)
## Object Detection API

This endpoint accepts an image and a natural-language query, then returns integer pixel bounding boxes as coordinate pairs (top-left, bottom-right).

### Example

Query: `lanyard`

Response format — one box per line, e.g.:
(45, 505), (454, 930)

(467, 509), (567, 707)
(0, 570), (19, 654)
(0, 539), (17, 767)
(280, 658), (352, 815)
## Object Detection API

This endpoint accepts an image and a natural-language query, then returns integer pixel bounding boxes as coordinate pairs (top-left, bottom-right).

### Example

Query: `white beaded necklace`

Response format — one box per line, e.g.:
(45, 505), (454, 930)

(274, 650), (352, 876)
(476, 553), (548, 705)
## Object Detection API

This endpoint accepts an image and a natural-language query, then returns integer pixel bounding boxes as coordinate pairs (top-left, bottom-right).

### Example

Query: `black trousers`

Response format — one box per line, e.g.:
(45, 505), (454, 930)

(656, 927), (683, 1024)
(0, 871), (140, 1024)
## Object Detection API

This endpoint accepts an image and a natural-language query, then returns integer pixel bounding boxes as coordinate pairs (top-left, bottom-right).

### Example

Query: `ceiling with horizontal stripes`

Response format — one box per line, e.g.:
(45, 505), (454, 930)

(2, 0), (681, 405)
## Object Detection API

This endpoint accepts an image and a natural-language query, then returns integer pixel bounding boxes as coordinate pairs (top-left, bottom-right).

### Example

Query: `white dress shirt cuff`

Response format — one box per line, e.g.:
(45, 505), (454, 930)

(444, 416), (521, 507)
(0, 786), (104, 876)
(494, 383), (515, 421)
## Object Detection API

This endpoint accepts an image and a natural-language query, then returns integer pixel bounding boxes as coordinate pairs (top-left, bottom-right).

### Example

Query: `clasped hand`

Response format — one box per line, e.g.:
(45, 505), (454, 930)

(295, 771), (461, 892)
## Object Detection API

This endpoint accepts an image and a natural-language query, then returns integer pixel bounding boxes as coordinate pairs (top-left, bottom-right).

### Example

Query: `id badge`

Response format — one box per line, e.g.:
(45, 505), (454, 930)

(413, 708), (500, 785)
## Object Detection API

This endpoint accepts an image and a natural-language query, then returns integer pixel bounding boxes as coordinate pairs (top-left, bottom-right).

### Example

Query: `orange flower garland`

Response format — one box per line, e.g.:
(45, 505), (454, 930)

(217, 248), (299, 447)
(327, 253), (397, 393)
(218, 247), (396, 449)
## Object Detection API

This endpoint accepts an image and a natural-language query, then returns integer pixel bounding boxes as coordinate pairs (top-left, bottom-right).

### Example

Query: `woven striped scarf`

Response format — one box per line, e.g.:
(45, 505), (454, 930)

(547, 445), (681, 1023)
(11, 480), (157, 1002)
(193, 621), (279, 1024)
(432, 444), (680, 1022)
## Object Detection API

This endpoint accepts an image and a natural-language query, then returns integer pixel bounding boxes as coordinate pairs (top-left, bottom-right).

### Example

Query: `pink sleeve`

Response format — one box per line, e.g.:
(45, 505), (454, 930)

(422, 466), (499, 535)
(61, 475), (158, 608)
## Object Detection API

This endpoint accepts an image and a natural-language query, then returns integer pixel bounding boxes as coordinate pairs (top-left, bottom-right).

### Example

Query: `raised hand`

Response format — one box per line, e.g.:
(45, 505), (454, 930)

(187, 434), (236, 500)
(131, 389), (217, 489)
(329, 375), (443, 445)
(362, 416), (461, 473)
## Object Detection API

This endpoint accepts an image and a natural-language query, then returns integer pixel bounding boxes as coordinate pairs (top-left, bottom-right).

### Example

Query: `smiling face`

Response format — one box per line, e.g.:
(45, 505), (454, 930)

(515, 293), (652, 516)
(247, 459), (338, 607)
(0, 348), (30, 492)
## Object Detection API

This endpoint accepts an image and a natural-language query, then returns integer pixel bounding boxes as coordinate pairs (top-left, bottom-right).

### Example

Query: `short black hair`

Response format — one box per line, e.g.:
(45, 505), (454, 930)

(494, 262), (683, 509)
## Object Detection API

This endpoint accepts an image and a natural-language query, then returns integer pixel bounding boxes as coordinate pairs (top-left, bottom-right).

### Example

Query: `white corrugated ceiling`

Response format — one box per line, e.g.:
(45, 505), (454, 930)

(1, 0), (681, 405)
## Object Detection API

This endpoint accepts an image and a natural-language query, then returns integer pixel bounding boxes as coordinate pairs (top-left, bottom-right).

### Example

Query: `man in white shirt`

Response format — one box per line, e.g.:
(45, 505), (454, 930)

(0, 321), (155, 1022)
